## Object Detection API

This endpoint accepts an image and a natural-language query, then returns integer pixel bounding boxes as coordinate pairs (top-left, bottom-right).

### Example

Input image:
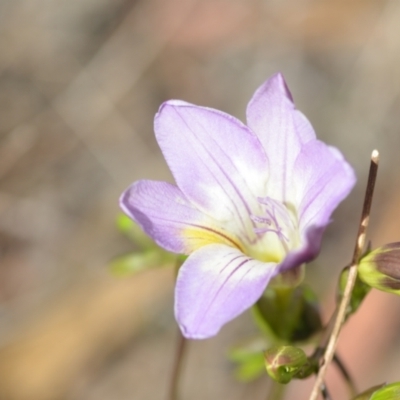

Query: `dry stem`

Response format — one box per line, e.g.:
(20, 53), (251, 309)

(308, 150), (379, 400)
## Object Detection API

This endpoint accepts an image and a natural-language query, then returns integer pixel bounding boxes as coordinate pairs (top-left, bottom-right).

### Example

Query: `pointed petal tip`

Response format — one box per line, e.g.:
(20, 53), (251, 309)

(260, 72), (294, 103)
(269, 71), (285, 85)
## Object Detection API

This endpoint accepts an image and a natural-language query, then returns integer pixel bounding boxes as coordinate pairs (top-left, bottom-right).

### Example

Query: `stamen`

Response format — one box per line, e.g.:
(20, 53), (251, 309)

(250, 215), (271, 225)
(254, 227), (289, 242)
(251, 196), (296, 254)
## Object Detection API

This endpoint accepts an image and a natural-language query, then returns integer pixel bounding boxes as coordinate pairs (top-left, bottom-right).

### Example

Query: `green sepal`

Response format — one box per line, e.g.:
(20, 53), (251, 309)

(253, 285), (322, 343)
(268, 264), (305, 289)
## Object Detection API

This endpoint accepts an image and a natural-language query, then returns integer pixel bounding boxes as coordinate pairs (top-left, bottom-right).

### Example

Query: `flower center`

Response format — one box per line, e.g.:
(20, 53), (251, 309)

(251, 196), (297, 255)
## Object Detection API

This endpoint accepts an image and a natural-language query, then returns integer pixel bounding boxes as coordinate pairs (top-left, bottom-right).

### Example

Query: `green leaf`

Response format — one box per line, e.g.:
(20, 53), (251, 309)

(228, 337), (269, 382)
(116, 213), (154, 249)
(110, 249), (175, 277)
(371, 382), (400, 400)
(234, 352), (265, 382)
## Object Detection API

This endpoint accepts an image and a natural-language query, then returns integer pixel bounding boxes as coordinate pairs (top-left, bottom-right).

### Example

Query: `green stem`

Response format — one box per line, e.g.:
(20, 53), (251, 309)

(266, 380), (286, 400)
(168, 330), (187, 400)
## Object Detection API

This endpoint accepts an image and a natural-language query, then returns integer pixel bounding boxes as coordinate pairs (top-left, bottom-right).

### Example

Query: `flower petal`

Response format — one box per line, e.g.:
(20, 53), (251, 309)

(293, 140), (356, 231)
(175, 244), (279, 339)
(154, 101), (269, 239)
(120, 180), (242, 254)
(278, 225), (326, 272)
(277, 140), (356, 271)
(246, 73), (316, 201)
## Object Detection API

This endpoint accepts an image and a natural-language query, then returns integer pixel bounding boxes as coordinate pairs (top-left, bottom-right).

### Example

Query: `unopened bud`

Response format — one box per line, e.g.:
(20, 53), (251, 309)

(264, 345), (309, 384)
(358, 242), (400, 295)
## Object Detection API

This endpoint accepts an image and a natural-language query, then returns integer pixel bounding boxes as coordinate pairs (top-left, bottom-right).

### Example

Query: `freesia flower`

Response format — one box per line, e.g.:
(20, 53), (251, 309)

(120, 73), (356, 339)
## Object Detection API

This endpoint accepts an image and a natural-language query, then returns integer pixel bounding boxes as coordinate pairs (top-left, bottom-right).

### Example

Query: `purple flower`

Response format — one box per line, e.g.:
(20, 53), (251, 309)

(120, 73), (356, 339)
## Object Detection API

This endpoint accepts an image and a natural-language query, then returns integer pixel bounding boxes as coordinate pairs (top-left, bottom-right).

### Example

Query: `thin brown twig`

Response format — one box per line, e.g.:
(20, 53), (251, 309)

(308, 149), (379, 400)
(168, 329), (187, 400)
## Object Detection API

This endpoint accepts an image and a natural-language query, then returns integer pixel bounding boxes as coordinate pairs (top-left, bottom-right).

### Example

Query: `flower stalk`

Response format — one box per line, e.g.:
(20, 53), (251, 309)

(168, 330), (187, 400)
(308, 149), (379, 400)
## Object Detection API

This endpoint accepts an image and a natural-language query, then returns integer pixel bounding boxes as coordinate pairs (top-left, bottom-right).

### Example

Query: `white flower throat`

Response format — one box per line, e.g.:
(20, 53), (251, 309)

(250, 196), (298, 257)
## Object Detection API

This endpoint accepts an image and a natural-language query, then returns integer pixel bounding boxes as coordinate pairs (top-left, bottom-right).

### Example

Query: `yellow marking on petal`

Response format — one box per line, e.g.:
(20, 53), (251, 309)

(248, 232), (287, 264)
(249, 247), (282, 264)
(183, 225), (245, 253)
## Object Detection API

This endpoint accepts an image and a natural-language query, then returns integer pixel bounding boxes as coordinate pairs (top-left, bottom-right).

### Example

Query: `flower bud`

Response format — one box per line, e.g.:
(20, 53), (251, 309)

(358, 242), (400, 295)
(264, 345), (311, 384)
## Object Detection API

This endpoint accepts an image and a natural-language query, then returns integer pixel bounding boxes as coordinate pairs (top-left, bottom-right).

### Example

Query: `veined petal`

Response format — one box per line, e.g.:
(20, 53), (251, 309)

(154, 101), (269, 238)
(246, 73), (316, 202)
(293, 140), (356, 231)
(120, 180), (242, 254)
(277, 141), (355, 271)
(294, 110), (317, 144)
(175, 244), (279, 339)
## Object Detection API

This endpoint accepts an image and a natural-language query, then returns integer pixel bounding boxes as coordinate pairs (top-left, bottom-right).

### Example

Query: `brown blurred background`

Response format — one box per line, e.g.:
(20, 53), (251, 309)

(0, 0), (400, 399)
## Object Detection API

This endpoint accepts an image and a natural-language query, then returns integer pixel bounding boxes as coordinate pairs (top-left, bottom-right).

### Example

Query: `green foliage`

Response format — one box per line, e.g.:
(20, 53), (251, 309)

(116, 214), (155, 249)
(112, 214), (187, 277)
(230, 285), (323, 384)
(351, 383), (400, 400)
(253, 285), (322, 343)
(370, 382), (400, 400)
(110, 249), (176, 276)
(229, 347), (266, 382)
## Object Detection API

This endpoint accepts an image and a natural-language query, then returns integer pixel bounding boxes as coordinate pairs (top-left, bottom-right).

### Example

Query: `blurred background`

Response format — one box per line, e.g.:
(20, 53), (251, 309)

(0, 0), (400, 399)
